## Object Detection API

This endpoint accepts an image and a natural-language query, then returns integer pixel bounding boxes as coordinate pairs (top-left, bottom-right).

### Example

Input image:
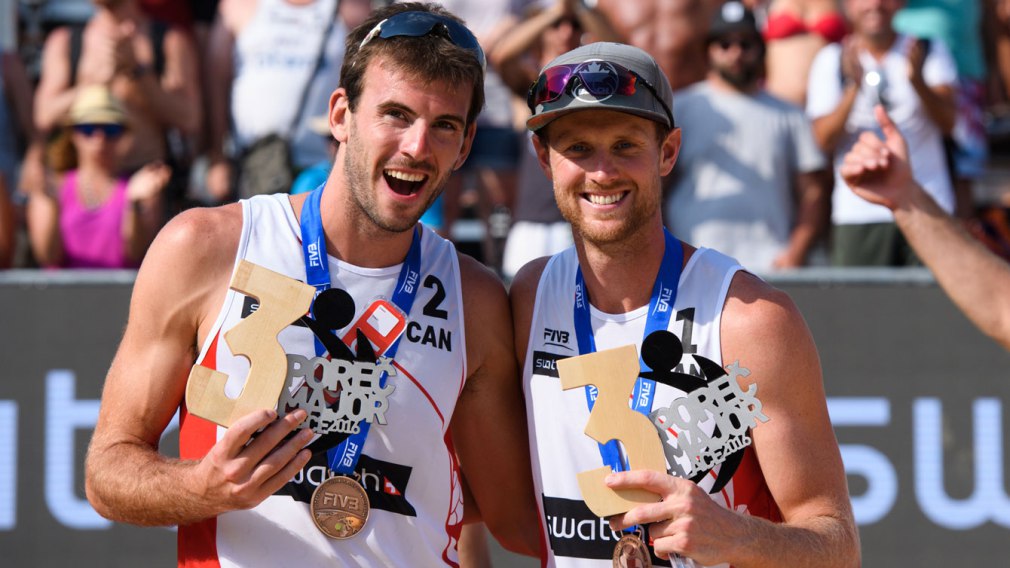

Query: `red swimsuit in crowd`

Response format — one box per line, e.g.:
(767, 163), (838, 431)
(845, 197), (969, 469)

(764, 10), (848, 42)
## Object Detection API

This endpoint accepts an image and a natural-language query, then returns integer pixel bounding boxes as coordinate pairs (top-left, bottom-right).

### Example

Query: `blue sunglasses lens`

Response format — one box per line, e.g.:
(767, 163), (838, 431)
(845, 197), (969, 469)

(74, 123), (125, 138)
(360, 11), (486, 71)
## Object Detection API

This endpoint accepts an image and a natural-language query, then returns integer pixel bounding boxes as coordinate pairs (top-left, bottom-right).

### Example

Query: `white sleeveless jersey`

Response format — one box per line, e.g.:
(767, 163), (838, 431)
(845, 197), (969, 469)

(523, 246), (782, 567)
(179, 194), (468, 567)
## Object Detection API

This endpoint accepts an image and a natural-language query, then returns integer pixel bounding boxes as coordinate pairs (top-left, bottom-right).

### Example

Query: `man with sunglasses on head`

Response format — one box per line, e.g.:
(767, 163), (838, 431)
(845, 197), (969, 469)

(511, 42), (859, 567)
(665, 1), (829, 272)
(84, 3), (541, 566)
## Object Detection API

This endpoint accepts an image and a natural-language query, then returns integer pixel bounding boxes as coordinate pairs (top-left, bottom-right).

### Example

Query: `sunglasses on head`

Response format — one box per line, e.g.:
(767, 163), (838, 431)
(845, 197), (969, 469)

(359, 11), (486, 72)
(527, 60), (674, 126)
(73, 123), (125, 138)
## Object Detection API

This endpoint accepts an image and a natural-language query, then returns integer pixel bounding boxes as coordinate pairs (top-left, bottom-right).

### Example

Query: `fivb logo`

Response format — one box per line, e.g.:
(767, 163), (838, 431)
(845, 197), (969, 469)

(574, 281), (587, 310)
(401, 269), (419, 295)
(653, 284), (673, 314)
(307, 239), (323, 269)
(341, 440), (361, 466)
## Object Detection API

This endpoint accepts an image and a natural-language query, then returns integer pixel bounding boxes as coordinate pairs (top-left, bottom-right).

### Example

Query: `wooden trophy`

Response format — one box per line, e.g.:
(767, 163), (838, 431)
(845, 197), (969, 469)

(557, 344), (667, 518)
(186, 260), (315, 427)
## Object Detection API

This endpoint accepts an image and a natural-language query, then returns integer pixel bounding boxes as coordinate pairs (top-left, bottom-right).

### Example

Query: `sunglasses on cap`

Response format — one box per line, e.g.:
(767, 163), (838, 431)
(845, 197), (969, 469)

(527, 60), (673, 125)
(359, 11), (486, 72)
(73, 123), (125, 138)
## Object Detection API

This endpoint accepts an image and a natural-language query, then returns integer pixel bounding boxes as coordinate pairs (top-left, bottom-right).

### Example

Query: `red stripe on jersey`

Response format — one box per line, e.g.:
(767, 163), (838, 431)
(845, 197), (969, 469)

(442, 427), (463, 567)
(394, 361), (445, 426)
(178, 333), (222, 567)
(731, 446), (783, 522)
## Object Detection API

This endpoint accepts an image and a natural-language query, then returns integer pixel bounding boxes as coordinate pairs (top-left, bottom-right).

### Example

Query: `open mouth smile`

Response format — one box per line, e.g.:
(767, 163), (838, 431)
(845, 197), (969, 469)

(384, 169), (428, 196)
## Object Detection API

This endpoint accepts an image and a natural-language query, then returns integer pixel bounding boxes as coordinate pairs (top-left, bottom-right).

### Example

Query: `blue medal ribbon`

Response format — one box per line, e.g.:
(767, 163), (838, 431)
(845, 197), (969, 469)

(572, 229), (683, 476)
(299, 186), (422, 475)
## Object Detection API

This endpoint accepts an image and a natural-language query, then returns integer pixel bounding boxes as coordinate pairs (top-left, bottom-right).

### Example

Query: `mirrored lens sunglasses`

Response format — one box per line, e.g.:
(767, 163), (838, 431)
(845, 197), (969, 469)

(359, 11), (486, 72)
(526, 60), (674, 126)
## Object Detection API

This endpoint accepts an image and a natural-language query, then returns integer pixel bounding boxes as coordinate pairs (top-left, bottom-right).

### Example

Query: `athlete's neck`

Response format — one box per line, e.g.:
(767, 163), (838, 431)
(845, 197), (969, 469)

(574, 224), (673, 314)
(290, 190), (416, 269)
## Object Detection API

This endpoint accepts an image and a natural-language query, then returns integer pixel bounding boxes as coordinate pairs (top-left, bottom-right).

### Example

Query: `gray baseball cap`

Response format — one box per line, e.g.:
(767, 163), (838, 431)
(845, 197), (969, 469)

(526, 42), (675, 132)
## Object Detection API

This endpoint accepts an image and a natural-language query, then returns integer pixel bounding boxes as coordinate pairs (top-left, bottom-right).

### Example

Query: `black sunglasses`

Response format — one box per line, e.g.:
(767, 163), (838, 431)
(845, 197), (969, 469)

(359, 11), (486, 72)
(714, 37), (760, 52)
(73, 123), (125, 138)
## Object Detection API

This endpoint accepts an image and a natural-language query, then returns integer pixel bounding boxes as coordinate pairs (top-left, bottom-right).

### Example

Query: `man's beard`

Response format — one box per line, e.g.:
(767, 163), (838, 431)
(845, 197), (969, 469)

(342, 131), (446, 235)
(716, 65), (761, 91)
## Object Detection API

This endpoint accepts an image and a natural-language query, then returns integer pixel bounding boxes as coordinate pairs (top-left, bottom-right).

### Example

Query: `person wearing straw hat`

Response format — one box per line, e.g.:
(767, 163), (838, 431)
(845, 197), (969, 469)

(26, 85), (169, 268)
(511, 41), (858, 567)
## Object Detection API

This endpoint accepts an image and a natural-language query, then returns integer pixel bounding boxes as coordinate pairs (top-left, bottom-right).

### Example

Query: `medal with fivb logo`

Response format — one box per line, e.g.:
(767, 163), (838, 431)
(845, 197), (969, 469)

(185, 188), (421, 539)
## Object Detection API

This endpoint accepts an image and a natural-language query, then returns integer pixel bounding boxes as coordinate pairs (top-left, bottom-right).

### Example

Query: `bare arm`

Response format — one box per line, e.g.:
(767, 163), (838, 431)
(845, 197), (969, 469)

(906, 40), (955, 135)
(774, 169), (830, 269)
(204, 7), (237, 201)
(812, 39), (861, 153)
(134, 27), (203, 134)
(25, 176), (64, 267)
(121, 163), (170, 264)
(84, 206), (313, 526)
(490, 5), (563, 96)
(608, 273), (859, 567)
(34, 28), (81, 132)
(841, 105), (1010, 351)
(451, 254), (541, 557)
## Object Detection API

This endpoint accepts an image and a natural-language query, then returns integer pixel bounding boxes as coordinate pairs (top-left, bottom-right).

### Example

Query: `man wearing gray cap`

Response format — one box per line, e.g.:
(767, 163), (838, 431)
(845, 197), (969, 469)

(511, 42), (859, 567)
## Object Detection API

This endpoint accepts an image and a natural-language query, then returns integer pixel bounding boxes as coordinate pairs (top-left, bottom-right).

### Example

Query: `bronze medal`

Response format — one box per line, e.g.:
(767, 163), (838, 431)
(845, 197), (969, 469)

(613, 533), (652, 568)
(310, 475), (370, 539)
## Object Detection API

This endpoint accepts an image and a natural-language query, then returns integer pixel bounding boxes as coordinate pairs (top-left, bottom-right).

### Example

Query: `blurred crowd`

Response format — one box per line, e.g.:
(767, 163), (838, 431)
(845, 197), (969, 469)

(3, 0), (1010, 275)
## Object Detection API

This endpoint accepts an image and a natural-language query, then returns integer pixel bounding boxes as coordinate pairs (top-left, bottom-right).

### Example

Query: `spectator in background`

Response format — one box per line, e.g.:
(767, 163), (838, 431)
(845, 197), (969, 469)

(33, 0), (201, 177)
(0, 175), (13, 268)
(596, 0), (723, 92)
(806, 0), (957, 266)
(763, 0), (848, 106)
(666, 1), (829, 271)
(425, 0), (531, 267)
(842, 104), (1010, 351)
(2, 0), (45, 197)
(492, 0), (620, 279)
(204, 0), (370, 201)
(26, 86), (169, 269)
(894, 0), (988, 220)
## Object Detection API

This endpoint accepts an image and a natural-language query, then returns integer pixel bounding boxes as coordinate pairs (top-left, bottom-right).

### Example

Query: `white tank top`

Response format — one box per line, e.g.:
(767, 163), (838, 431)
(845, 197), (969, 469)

(230, 0), (338, 154)
(179, 194), (468, 567)
(523, 246), (782, 567)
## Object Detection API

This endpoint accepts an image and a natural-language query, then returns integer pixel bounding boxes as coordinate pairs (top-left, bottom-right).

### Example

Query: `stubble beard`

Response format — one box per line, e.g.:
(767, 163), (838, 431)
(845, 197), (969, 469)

(555, 181), (660, 251)
(342, 129), (446, 235)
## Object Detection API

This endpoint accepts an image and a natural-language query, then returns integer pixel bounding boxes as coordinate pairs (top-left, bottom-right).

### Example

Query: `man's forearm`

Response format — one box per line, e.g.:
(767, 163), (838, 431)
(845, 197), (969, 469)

(85, 440), (222, 527)
(729, 513), (860, 568)
(894, 187), (1010, 350)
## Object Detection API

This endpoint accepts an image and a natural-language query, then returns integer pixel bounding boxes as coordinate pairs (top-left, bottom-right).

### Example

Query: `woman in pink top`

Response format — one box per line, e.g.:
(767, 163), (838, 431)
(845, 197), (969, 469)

(27, 86), (169, 269)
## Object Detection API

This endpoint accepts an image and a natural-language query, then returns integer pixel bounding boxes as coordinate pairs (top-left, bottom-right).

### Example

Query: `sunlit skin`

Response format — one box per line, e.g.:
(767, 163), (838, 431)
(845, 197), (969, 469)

(532, 110), (680, 256)
(325, 56), (476, 257)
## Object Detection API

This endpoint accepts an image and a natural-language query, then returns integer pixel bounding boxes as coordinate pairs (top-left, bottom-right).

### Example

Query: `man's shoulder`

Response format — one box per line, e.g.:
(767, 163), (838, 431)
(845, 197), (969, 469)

(150, 203), (244, 273)
(723, 271), (803, 336)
